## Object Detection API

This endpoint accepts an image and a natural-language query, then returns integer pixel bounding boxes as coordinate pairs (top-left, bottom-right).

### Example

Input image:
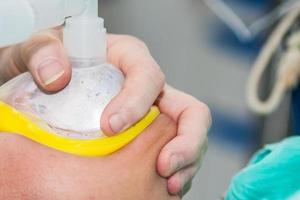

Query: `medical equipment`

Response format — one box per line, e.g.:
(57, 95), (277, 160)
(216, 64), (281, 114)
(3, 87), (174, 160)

(247, 6), (300, 114)
(0, 0), (159, 156)
(0, 101), (159, 157)
(205, 0), (300, 114)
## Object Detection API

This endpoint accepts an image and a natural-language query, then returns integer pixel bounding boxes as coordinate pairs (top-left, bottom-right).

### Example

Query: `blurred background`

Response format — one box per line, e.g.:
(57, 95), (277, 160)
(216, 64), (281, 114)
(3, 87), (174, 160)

(99, 0), (290, 199)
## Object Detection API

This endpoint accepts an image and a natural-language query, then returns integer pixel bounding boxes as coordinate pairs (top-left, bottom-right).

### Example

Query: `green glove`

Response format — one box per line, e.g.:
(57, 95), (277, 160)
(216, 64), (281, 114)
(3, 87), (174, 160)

(226, 136), (300, 200)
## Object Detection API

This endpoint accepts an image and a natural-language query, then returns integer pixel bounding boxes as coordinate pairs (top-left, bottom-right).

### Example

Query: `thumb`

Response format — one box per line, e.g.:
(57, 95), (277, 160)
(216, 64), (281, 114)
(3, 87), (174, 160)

(2, 29), (71, 92)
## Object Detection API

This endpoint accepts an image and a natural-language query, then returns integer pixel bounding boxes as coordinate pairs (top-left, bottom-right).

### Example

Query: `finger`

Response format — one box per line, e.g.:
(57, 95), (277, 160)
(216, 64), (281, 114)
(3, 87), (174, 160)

(167, 166), (197, 195)
(101, 35), (165, 135)
(0, 29), (71, 93)
(157, 86), (211, 177)
(158, 135), (208, 178)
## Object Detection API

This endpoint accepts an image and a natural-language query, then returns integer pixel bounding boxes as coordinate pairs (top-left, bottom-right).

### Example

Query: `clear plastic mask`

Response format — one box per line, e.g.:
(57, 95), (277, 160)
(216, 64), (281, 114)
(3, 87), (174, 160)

(0, 61), (124, 140)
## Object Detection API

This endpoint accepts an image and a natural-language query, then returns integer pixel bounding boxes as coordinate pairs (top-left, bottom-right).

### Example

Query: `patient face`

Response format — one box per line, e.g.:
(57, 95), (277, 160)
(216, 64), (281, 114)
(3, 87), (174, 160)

(0, 115), (180, 200)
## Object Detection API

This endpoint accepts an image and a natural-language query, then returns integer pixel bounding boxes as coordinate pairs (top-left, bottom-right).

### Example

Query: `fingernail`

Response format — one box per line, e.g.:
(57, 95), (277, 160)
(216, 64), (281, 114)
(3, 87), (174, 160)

(109, 113), (129, 133)
(37, 58), (65, 85)
(170, 155), (182, 174)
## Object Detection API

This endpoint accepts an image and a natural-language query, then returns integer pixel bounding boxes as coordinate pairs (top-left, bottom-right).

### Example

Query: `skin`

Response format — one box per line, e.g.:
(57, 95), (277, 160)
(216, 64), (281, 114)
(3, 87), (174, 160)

(0, 30), (211, 195)
(0, 115), (180, 200)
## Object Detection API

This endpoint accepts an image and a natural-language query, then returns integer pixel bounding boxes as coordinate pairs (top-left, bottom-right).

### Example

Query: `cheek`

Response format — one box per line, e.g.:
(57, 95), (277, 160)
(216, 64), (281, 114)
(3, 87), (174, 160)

(0, 114), (179, 200)
(0, 134), (96, 199)
(0, 134), (52, 199)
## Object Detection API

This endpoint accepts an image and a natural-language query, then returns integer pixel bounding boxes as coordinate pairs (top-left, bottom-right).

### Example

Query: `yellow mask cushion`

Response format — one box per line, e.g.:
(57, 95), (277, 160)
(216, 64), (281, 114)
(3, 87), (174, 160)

(0, 101), (159, 157)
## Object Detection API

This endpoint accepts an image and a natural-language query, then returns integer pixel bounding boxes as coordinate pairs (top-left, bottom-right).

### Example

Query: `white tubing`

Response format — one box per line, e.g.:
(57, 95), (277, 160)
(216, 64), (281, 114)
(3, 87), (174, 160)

(247, 7), (300, 115)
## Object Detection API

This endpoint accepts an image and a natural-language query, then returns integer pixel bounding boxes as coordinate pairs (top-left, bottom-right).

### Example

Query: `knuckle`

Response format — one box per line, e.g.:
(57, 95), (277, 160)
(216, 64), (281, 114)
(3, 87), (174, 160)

(156, 68), (166, 85)
(197, 101), (210, 114)
(25, 30), (60, 48)
(119, 35), (148, 50)
(152, 67), (166, 89)
(129, 36), (148, 49)
(196, 101), (212, 127)
(21, 30), (61, 63)
(147, 66), (165, 90)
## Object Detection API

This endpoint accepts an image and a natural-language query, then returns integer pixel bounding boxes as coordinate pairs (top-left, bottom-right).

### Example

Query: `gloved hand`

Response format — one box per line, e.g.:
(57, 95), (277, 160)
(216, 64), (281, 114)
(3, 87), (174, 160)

(0, 30), (211, 195)
(226, 136), (300, 200)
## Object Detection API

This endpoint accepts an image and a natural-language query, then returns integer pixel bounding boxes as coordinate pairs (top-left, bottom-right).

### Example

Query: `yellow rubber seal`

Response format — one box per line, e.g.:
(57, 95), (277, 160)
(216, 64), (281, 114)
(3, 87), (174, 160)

(0, 101), (159, 157)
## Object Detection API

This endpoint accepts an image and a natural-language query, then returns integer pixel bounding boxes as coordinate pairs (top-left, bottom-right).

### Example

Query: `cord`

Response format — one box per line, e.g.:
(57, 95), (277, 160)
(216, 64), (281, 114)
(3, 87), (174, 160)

(247, 6), (300, 115)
